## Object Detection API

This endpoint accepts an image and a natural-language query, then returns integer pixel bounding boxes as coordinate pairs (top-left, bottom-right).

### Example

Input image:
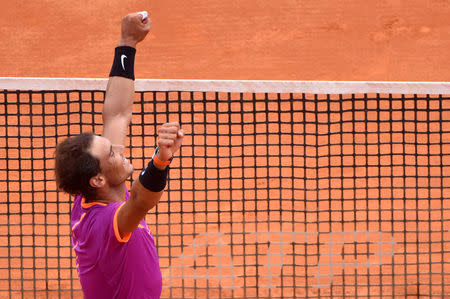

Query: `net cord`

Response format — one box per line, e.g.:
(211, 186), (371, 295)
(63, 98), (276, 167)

(0, 77), (450, 94)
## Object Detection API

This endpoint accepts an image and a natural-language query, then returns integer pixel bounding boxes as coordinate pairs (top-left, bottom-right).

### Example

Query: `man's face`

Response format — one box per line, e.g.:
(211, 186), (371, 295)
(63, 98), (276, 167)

(89, 135), (134, 186)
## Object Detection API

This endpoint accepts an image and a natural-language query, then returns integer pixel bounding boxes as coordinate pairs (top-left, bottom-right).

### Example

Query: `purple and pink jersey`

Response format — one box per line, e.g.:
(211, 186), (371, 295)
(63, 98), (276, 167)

(71, 189), (162, 298)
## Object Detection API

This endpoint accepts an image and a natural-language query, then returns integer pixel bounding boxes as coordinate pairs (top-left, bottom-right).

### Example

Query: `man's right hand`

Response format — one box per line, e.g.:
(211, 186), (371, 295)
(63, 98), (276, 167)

(118, 12), (151, 48)
(156, 122), (184, 169)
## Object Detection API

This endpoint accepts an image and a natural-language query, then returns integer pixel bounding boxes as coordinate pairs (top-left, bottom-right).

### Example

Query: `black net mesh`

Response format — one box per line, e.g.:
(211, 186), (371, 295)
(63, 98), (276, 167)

(1, 89), (449, 298)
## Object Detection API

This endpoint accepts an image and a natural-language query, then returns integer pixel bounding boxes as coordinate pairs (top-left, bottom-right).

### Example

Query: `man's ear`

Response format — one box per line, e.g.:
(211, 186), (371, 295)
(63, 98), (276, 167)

(89, 174), (105, 189)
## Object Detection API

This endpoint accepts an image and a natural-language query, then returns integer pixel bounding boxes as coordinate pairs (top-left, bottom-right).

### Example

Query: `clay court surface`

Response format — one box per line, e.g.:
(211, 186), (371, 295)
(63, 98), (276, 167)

(0, 0), (450, 81)
(1, 1), (450, 298)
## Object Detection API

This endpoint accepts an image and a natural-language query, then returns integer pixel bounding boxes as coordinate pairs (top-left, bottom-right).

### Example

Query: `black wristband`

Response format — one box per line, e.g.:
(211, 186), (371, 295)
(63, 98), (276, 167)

(139, 160), (169, 192)
(109, 46), (136, 80)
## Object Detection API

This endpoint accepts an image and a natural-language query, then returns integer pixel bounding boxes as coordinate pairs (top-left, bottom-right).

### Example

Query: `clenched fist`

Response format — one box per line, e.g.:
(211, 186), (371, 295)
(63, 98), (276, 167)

(118, 12), (152, 48)
(155, 122), (184, 168)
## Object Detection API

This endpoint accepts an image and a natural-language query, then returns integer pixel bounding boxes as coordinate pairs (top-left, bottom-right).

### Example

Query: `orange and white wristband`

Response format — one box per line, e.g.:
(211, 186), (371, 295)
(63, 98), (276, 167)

(152, 146), (173, 168)
(152, 154), (171, 167)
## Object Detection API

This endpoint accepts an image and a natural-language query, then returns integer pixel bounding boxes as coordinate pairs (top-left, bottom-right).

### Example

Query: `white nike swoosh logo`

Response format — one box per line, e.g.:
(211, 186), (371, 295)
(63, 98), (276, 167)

(121, 55), (127, 71)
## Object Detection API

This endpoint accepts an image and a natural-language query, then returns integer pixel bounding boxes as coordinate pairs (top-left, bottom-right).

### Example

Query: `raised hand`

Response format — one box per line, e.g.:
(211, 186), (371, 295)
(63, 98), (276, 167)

(118, 11), (152, 48)
(156, 122), (184, 165)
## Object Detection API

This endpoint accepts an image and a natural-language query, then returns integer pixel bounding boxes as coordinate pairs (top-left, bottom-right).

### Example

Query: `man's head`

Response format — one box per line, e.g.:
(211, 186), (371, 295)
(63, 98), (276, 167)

(55, 133), (133, 201)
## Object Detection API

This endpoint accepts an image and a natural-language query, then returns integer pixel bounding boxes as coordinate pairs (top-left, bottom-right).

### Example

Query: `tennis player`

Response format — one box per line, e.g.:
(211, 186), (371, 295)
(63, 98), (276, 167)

(54, 12), (183, 298)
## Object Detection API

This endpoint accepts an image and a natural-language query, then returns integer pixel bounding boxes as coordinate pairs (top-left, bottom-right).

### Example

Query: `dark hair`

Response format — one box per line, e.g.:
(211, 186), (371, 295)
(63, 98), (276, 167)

(54, 133), (101, 201)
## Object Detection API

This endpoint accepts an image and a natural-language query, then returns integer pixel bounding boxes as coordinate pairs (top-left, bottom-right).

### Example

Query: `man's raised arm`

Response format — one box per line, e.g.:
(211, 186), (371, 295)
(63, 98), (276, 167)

(102, 12), (151, 146)
(102, 12), (185, 238)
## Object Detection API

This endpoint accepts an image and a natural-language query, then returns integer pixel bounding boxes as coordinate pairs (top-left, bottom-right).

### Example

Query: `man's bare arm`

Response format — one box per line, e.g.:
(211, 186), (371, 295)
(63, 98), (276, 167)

(102, 13), (151, 146)
(102, 78), (134, 146)
(117, 122), (184, 238)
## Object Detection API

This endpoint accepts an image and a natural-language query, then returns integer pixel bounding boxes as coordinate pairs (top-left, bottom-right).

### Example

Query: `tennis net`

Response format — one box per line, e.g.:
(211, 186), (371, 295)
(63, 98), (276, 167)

(1, 78), (450, 298)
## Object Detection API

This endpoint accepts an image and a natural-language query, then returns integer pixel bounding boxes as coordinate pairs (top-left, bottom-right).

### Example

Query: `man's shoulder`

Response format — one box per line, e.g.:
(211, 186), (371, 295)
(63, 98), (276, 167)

(72, 200), (122, 230)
